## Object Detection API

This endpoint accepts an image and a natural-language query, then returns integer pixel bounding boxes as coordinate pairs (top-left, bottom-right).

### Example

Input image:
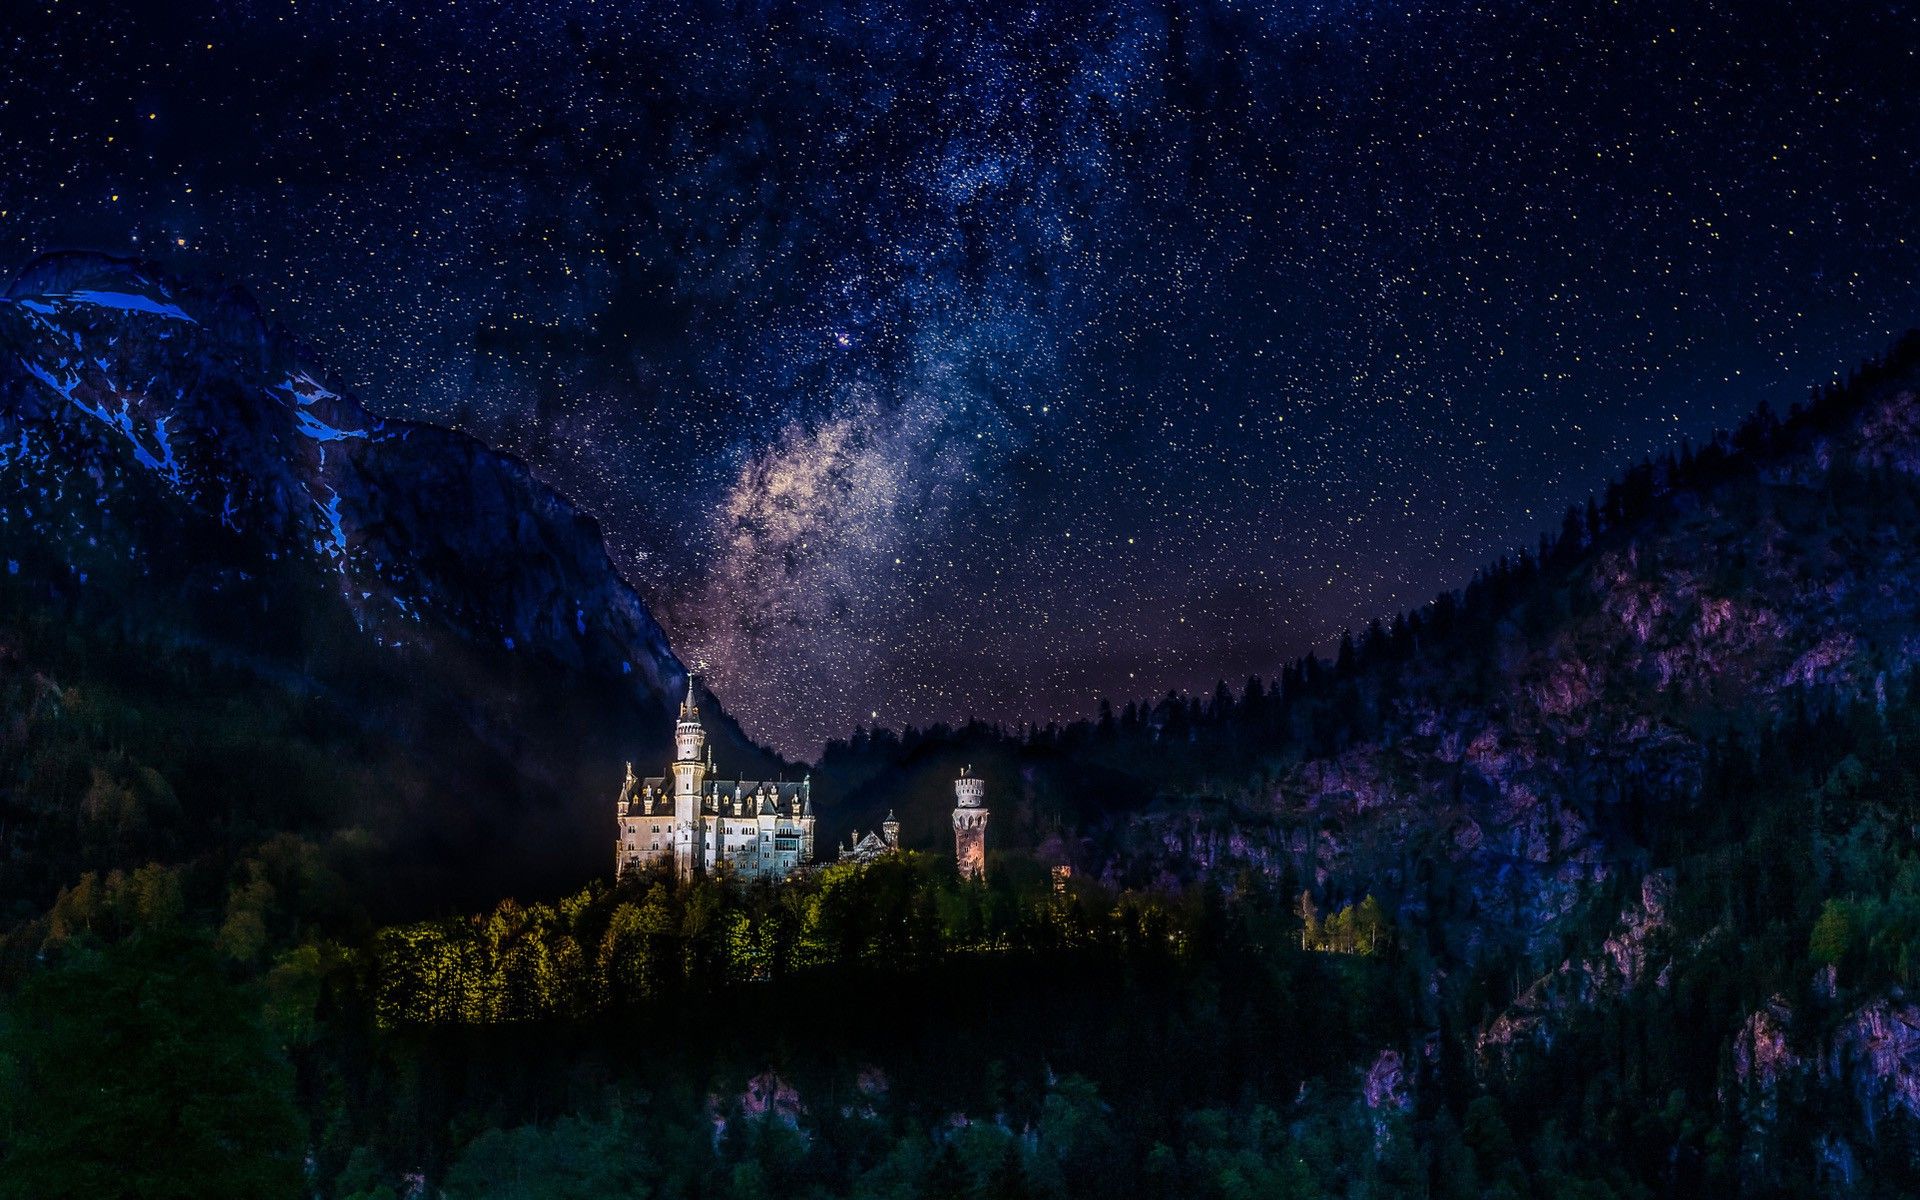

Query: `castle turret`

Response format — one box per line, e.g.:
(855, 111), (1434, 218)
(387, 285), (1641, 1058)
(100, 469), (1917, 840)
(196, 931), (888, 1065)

(801, 775), (815, 863)
(672, 675), (709, 879)
(952, 766), (988, 880)
(617, 761), (635, 817)
(675, 675), (706, 763)
(882, 809), (900, 850)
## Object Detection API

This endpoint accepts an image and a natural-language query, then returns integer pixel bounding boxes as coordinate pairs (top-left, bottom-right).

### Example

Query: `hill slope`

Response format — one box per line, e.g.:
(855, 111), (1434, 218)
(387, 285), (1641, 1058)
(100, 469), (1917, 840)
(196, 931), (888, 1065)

(0, 254), (776, 910)
(806, 334), (1920, 1185)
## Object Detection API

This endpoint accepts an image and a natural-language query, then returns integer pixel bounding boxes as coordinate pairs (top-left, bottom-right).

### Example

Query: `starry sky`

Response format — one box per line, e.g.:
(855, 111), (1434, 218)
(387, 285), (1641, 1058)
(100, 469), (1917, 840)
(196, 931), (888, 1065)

(3, 1), (1917, 756)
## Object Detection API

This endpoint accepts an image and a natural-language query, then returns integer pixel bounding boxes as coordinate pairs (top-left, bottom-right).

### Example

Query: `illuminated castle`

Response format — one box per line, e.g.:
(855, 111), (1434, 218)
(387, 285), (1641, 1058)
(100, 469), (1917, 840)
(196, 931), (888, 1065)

(837, 810), (901, 864)
(614, 677), (814, 882)
(953, 766), (988, 880)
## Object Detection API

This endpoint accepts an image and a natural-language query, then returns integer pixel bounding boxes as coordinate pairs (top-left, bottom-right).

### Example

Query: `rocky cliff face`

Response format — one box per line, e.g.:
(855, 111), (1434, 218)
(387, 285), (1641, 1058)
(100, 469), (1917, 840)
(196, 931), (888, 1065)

(0, 254), (728, 902)
(1474, 869), (1679, 1074)
(0, 253), (681, 692)
(1729, 992), (1920, 1186)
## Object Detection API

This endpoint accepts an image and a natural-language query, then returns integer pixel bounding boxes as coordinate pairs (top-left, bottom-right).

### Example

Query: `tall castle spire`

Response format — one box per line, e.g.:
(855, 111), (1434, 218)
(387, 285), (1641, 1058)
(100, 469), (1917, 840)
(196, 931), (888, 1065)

(675, 673), (707, 762)
(672, 672), (709, 879)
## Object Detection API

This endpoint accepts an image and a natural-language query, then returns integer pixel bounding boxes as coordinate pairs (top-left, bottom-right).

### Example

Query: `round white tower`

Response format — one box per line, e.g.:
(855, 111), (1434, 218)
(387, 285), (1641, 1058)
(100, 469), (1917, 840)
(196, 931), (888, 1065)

(952, 766), (988, 880)
(672, 674), (709, 879)
(674, 675), (706, 765)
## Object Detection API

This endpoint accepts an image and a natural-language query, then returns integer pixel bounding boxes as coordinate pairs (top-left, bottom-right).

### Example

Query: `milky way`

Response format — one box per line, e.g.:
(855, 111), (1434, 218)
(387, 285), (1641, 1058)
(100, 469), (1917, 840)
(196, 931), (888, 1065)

(4, 1), (1917, 754)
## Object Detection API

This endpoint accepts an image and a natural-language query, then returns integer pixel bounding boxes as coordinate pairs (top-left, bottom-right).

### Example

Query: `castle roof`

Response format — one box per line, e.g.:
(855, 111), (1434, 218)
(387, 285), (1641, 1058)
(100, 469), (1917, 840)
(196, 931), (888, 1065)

(837, 828), (895, 864)
(622, 774), (811, 818)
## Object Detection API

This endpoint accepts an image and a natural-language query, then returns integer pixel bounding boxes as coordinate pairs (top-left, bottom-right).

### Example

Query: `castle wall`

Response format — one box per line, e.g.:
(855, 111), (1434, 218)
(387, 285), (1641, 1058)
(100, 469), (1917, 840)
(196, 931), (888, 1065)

(954, 809), (988, 880)
(618, 801), (813, 883)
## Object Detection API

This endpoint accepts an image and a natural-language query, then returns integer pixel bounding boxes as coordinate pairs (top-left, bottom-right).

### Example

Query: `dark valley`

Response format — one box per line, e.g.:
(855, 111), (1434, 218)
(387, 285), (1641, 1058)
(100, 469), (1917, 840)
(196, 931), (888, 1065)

(0, 254), (1917, 1196)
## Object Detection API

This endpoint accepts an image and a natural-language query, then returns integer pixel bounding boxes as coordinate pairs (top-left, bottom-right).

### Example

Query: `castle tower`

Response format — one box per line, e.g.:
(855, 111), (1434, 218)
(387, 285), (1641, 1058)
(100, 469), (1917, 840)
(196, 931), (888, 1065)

(952, 766), (988, 880)
(801, 776), (815, 864)
(882, 809), (900, 851)
(672, 675), (709, 879)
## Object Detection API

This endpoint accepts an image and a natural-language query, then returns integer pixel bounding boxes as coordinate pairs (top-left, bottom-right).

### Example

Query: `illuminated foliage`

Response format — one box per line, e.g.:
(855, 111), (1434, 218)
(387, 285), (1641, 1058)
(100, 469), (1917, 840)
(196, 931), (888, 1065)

(370, 855), (1209, 1028)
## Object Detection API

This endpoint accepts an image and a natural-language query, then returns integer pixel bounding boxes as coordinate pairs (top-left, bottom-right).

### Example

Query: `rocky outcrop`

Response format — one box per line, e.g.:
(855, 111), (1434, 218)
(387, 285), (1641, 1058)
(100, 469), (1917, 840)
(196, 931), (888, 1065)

(1362, 1048), (1410, 1113)
(1728, 990), (1920, 1159)
(1732, 999), (1803, 1116)
(1475, 871), (1677, 1073)
(1830, 997), (1920, 1129)
(0, 253), (682, 694)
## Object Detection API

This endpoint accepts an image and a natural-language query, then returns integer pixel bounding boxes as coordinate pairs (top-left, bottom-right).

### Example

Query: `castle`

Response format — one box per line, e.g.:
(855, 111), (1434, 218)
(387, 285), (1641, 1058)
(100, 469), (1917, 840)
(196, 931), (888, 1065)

(836, 811), (900, 864)
(615, 679), (991, 883)
(614, 678), (815, 882)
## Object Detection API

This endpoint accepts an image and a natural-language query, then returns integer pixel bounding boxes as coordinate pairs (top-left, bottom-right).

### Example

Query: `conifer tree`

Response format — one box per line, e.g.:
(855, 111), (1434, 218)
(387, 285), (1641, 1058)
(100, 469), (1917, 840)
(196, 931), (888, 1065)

(920, 1141), (971, 1200)
(984, 1140), (1031, 1200)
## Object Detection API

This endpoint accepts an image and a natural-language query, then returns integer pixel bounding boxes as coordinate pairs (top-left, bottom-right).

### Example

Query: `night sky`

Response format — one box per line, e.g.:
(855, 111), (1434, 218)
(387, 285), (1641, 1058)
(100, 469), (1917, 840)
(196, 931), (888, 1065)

(4, 2), (1917, 756)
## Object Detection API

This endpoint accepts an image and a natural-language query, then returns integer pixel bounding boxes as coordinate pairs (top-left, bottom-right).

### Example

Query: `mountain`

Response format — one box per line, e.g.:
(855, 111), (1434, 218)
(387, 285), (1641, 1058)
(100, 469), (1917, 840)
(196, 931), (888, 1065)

(809, 332), (1920, 1185)
(0, 253), (771, 910)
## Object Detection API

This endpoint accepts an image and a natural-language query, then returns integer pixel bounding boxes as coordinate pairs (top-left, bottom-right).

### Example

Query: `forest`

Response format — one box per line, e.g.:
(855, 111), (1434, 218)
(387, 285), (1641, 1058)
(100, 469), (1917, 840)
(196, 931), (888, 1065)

(6, 685), (1920, 1198)
(2, 339), (1920, 1196)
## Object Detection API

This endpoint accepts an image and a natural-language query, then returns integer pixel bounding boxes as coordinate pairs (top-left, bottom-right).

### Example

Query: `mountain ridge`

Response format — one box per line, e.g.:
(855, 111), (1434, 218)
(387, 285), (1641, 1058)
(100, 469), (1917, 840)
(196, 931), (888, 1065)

(0, 250), (682, 691)
(0, 252), (789, 909)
